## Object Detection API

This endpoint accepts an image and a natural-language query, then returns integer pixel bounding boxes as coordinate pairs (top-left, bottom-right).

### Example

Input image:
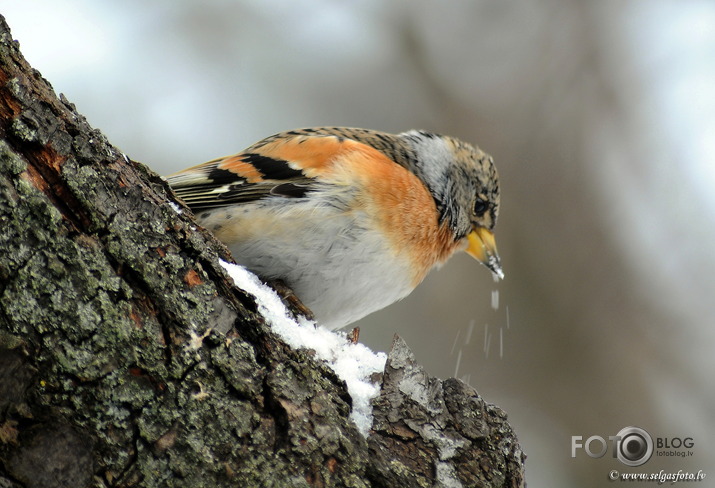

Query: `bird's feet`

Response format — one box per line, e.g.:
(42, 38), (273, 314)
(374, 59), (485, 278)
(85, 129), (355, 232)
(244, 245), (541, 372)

(267, 279), (316, 323)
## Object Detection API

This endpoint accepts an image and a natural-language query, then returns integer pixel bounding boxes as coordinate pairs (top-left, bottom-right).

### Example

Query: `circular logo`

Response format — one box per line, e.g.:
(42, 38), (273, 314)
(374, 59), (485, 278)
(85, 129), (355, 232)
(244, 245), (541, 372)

(616, 426), (653, 466)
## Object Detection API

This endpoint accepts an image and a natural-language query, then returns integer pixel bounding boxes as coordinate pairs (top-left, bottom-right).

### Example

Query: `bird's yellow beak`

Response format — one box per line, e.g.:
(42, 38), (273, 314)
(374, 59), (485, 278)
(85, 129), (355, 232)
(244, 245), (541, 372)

(466, 228), (504, 279)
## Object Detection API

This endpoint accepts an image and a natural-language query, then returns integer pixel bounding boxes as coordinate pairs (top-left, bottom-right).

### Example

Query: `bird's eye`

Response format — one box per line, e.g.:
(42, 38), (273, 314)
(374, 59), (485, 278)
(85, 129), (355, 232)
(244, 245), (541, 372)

(473, 198), (489, 216)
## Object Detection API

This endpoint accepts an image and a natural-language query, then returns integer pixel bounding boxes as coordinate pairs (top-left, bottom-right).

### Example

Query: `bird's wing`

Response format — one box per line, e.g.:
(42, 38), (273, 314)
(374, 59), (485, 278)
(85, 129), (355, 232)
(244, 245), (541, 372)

(166, 129), (398, 210)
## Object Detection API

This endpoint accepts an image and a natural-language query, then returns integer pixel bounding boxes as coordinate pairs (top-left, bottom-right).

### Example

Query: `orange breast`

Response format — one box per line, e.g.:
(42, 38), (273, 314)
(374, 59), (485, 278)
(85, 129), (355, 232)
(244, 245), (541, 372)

(332, 144), (460, 284)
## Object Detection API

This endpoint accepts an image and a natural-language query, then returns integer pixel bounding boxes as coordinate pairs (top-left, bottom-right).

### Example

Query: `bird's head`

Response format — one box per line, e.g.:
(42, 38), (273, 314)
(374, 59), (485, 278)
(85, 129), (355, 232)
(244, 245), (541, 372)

(400, 130), (503, 279)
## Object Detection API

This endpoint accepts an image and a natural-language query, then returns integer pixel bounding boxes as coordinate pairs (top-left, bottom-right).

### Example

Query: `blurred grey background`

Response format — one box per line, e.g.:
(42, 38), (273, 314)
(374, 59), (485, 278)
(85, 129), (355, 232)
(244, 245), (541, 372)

(4, 2), (714, 486)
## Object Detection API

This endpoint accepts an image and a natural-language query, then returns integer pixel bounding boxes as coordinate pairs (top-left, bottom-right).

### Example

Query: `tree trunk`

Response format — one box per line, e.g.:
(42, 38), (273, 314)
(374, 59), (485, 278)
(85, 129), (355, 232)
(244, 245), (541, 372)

(0, 15), (525, 488)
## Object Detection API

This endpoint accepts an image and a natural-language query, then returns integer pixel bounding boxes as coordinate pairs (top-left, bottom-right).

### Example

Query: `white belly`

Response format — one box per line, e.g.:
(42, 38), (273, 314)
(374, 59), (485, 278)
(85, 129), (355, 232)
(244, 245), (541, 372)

(201, 198), (417, 329)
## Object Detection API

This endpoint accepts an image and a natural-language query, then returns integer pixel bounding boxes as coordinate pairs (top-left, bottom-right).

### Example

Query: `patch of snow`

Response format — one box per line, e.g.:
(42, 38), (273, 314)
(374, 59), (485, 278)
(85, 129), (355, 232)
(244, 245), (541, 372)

(168, 201), (183, 214)
(219, 259), (386, 436)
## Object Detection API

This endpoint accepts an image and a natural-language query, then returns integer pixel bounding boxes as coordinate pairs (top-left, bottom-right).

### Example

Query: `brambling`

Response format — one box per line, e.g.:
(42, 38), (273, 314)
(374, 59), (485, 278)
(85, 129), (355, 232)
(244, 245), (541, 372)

(167, 127), (502, 330)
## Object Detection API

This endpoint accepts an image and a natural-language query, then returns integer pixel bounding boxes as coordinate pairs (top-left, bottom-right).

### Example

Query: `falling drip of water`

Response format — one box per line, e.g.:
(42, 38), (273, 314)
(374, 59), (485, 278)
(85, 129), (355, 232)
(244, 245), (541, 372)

(465, 319), (475, 345)
(500, 327), (504, 358)
(450, 328), (461, 355)
(491, 289), (499, 310)
(484, 323), (491, 359)
(454, 349), (463, 378)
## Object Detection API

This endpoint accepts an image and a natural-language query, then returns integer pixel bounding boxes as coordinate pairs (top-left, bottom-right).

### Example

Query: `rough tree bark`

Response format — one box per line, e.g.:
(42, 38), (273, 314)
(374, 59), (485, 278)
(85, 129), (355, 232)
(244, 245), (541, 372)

(0, 15), (525, 488)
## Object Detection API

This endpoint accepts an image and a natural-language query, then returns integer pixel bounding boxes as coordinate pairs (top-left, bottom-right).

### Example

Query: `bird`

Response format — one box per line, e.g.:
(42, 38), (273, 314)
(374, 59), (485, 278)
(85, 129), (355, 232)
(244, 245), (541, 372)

(166, 127), (502, 330)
